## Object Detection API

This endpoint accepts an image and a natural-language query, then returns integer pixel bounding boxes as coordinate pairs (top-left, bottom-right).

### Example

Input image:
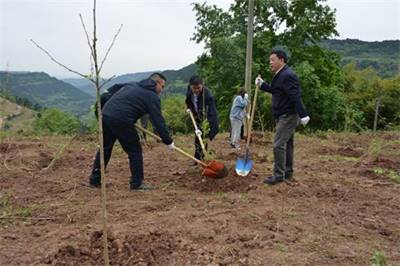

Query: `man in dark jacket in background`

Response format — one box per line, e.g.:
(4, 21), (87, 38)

(256, 49), (310, 185)
(90, 73), (174, 190)
(185, 76), (219, 161)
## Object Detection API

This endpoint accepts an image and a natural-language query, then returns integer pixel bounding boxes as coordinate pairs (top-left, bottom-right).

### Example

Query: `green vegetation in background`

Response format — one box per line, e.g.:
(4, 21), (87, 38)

(161, 95), (192, 135)
(192, 0), (344, 131)
(321, 39), (400, 78)
(33, 108), (83, 135)
(343, 63), (400, 130)
(191, 0), (400, 132)
(0, 71), (94, 117)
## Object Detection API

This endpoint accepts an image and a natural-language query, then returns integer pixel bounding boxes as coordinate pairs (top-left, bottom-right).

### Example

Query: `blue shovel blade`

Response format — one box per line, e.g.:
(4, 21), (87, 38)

(235, 157), (253, 176)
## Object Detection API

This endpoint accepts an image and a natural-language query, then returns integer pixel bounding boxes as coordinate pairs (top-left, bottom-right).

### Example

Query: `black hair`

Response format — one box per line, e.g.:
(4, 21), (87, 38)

(270, 49), (288, 63)
(149, 72), (167, 82)
(238, 88), (246, 97)
(189, 75), (203, 86)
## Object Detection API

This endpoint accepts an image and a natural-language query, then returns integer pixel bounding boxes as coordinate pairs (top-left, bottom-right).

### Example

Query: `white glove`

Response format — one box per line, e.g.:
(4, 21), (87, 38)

(300, 116), (310, 126)
(167, 142), (175, 150)
(195, 129), (202, 136)
(244, 93), (249, 100)
(186, 108), (191, 113)
(255, 77), (263, 87)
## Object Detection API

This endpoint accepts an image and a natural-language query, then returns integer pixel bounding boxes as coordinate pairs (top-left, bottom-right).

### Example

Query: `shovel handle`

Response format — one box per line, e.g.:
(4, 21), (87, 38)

(187, 109), (207, 154)
(246, 84), (259, 149)
(135, 124), (208, 168)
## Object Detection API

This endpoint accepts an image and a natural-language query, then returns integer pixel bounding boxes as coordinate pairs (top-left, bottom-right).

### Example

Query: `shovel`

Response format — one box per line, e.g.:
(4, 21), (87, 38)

(187, 108), (207, 155)
(135, 124), (228, 179)
(235, 0), (256, 176)
(235, 84), (259, 176)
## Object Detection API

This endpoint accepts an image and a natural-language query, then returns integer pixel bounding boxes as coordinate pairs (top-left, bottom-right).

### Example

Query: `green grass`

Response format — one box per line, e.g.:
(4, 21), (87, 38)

(0, 193), (34, 226)
(371, 250), (388, 266)
(319, 154), (358, 163)
(372, 167), (400, 183)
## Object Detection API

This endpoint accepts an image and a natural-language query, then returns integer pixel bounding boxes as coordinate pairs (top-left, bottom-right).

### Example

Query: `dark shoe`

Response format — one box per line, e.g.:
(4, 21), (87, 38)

(130, 183), (153, 191)
(285, 172), (293, 180)
(89, 179), (101, 188)
(230, 143), (236, 149)
(263, 176), (284, 185)
(89, 169), (101, 188)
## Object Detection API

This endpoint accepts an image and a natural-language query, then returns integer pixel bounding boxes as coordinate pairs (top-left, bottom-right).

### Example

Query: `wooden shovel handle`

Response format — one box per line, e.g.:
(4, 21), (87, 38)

(135, 124), (208, 168)
(246, 84), (259, 149)
(187, 109), (207, 154)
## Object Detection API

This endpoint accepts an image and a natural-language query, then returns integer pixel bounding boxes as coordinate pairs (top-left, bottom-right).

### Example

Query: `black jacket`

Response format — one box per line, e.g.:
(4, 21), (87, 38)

(94, 83), (125, 118)
(102, 79), (173, 145)
(260, 65), (308, 119)
(185, 86), (219, 140)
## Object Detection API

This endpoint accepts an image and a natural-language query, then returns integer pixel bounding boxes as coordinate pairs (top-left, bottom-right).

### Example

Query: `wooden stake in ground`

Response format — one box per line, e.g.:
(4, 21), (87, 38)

(244, 0), (255, 138)
(31, 1), (122, 265)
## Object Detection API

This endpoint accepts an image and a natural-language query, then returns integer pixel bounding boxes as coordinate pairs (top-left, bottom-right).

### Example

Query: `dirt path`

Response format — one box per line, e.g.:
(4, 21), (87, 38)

(0, 131), (399, 265)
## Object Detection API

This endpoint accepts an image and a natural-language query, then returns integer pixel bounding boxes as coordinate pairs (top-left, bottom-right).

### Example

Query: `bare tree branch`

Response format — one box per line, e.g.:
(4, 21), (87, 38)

(30, 39), (93, 81)
(79, 13), (95, 76)
(99, 75), (116, 90)
(99, 24), (123, 73)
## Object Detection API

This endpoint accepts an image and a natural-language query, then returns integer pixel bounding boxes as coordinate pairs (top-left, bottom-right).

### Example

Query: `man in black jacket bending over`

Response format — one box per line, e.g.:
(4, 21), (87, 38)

(256, 49), (310, 185)
(185, 76), (219, 161)
(89, 73), (174, 190)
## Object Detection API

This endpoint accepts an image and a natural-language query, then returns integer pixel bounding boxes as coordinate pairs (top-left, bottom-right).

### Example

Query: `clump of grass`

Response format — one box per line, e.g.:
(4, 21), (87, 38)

(371, 250), (387, 266)
(387, 170), (400, 184)
(372, 167), (400, 183)
(216, 191), (227, 200)
(0, 193), (33, 226)
(373, 167), (385, 175)
(367, 138), (386, 159)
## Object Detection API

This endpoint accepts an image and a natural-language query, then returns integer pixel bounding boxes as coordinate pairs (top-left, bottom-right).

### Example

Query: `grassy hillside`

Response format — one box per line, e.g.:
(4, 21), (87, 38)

(0, 71), (94, 117)
(321, 39), (400, 78)
(0, 96), (36, 135)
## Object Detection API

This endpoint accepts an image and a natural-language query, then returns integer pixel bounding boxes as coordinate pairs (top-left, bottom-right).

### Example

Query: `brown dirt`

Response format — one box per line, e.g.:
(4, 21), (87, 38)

(0, 131), (399, 265)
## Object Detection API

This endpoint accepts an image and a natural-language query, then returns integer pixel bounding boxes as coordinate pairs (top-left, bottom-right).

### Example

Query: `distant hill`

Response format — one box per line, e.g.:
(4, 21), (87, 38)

(61, 78), (97, 97)
(63, 64), (198, 96)
(0, 71), (94, 117)
(0, 96), (36, 134)
(63, 71), (154, 96)
(321, 39), (400, 78)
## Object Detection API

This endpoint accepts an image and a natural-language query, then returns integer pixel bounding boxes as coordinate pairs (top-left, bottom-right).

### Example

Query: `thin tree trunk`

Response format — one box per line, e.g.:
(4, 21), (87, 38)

(31, 1), (122, 263)
(92, 1), (109, 265)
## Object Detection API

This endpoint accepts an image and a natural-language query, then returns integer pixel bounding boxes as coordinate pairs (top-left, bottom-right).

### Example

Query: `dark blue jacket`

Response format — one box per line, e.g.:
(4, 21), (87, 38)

(185, 86), (219, 140)
(260, 65), (308, 119)
(102, 79), (173, 145)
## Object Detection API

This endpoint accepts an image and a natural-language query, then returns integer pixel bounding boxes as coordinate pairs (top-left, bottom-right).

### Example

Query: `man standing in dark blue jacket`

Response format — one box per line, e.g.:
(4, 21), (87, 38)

(89, 73), (174, 190)
(185, 76), (219, 161)
(256, 49), (310, 185)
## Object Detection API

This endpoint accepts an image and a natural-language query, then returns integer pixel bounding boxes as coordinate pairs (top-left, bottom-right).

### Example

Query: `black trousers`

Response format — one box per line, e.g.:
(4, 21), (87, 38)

(194, 133), (208, 160)
(91, 115), (143, 186)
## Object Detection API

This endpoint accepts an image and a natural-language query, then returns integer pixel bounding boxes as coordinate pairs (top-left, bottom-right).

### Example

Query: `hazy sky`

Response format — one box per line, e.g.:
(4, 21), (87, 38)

(1, 0), (399, 78)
